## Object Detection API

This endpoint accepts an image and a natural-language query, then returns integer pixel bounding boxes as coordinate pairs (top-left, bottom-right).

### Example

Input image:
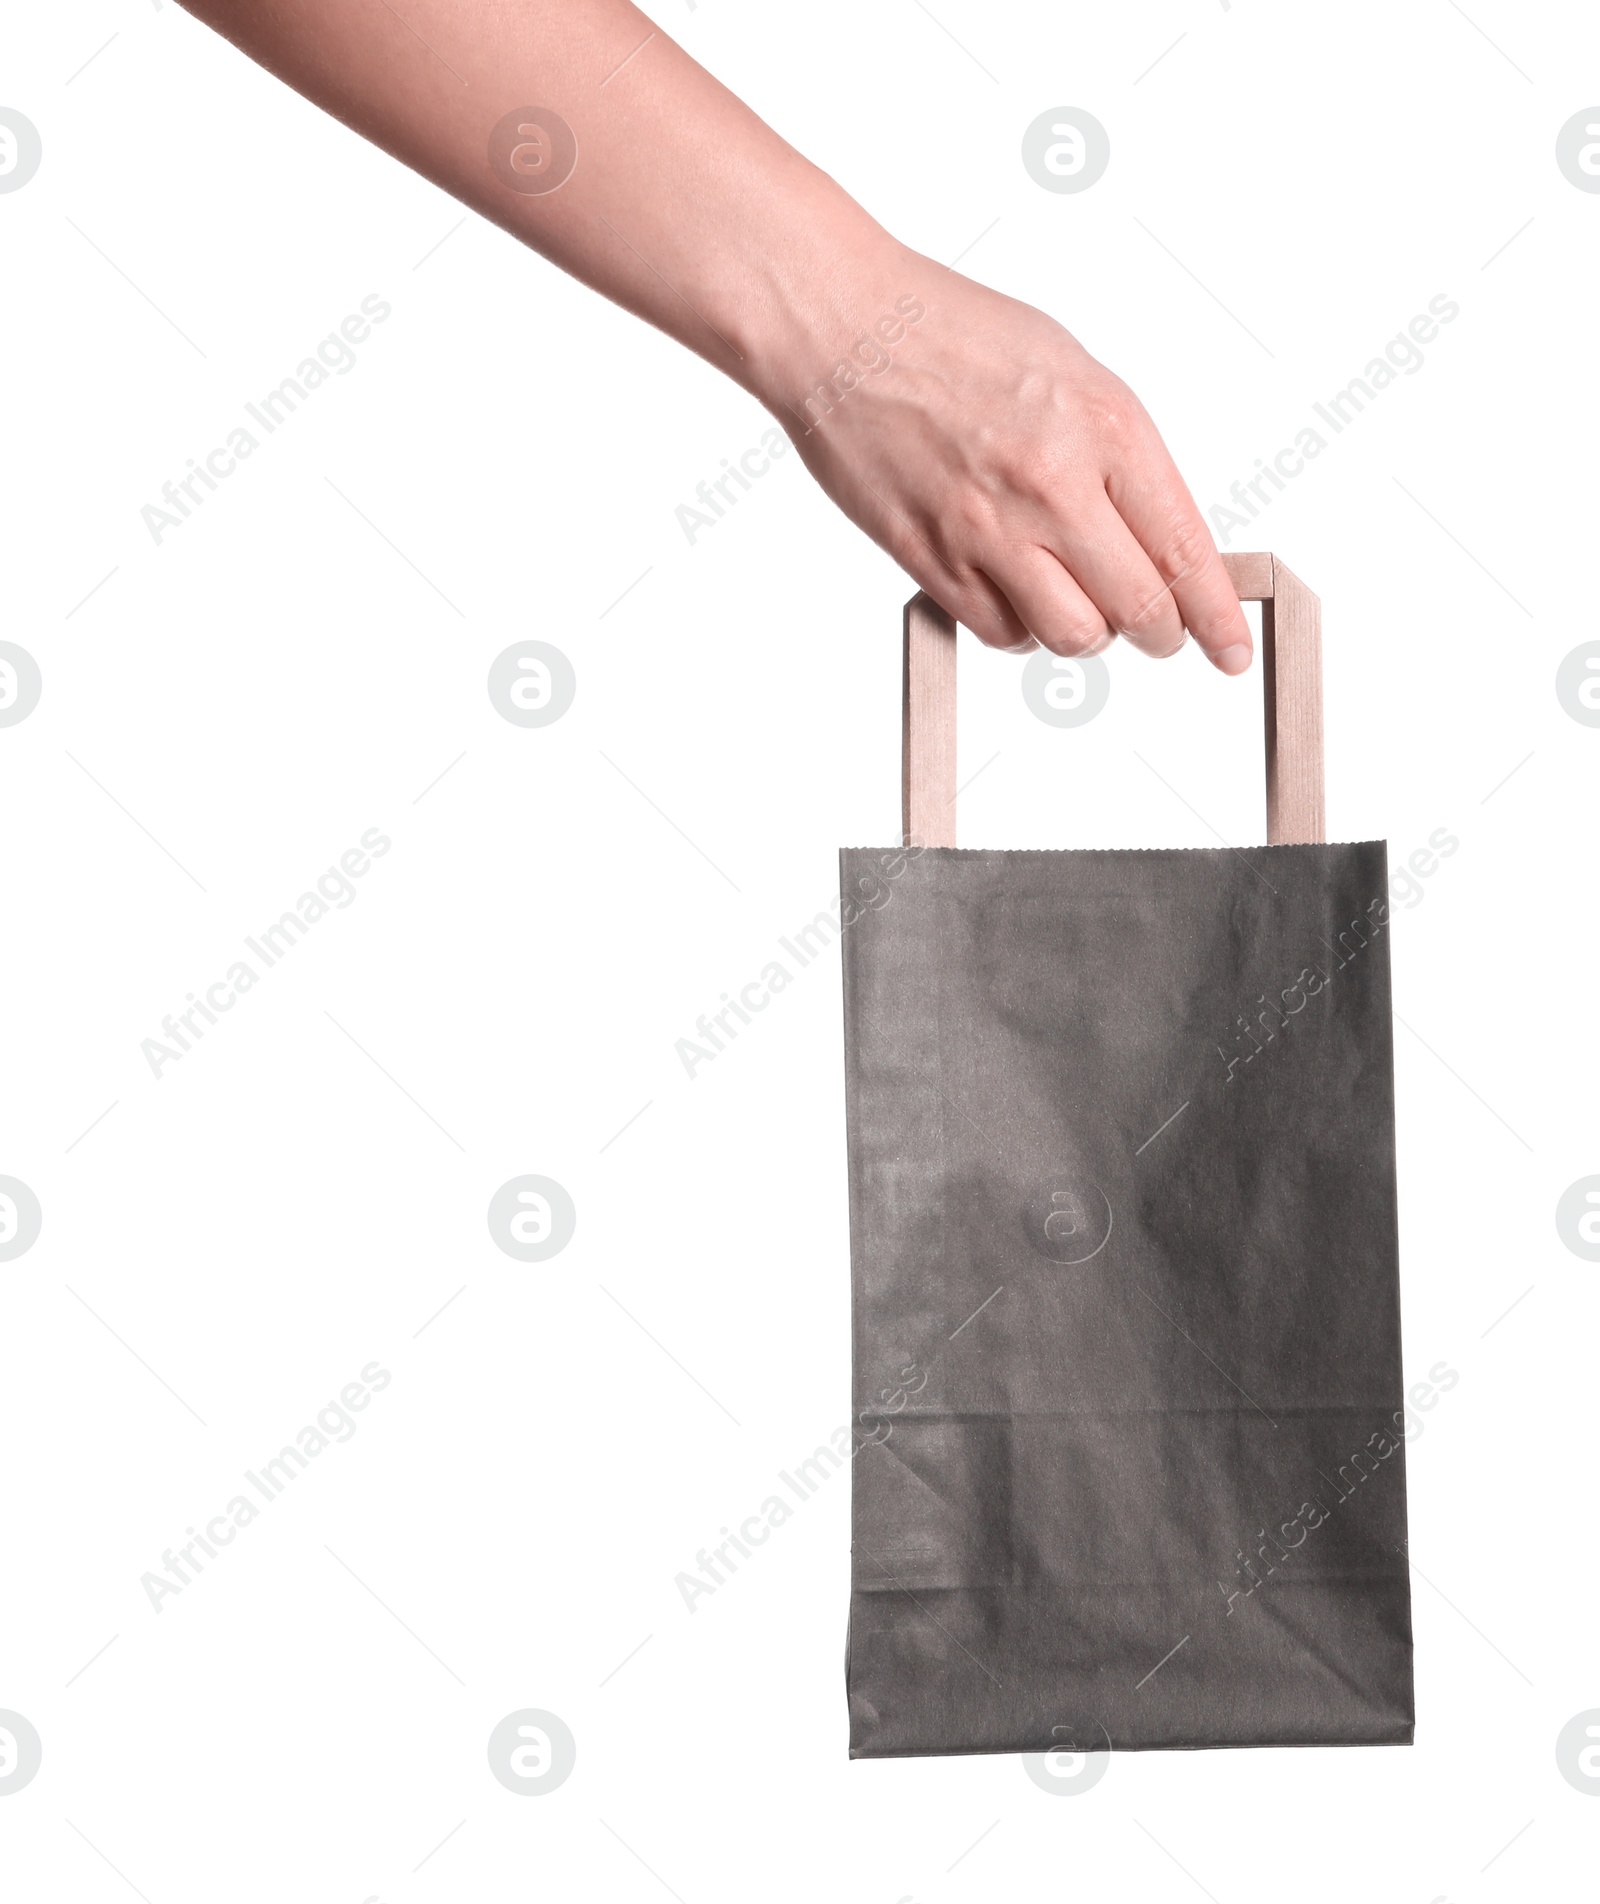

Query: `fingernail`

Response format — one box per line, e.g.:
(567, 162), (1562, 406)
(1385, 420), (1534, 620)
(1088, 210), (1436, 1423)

(1214, 643), (1252, 676)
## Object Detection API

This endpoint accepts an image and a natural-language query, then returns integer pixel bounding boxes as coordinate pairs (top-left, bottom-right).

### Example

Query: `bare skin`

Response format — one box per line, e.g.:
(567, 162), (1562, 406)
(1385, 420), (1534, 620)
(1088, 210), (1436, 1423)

(177, 0), (1253, 669)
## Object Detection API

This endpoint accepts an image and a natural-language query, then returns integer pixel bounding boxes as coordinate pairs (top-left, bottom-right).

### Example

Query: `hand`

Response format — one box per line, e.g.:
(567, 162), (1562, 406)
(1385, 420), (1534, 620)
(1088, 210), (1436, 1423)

(760, 246), (1253, 670)
(175, 0), (1252, 677)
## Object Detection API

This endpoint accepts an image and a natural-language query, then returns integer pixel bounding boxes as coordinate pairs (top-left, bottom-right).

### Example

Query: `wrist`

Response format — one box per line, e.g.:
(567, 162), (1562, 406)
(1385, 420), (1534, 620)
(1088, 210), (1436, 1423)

(722, 186), (930, 427)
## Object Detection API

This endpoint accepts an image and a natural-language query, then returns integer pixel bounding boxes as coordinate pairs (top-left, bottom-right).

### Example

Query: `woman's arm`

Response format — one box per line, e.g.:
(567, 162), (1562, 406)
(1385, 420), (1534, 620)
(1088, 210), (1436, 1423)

(178, 0), (1252, 670)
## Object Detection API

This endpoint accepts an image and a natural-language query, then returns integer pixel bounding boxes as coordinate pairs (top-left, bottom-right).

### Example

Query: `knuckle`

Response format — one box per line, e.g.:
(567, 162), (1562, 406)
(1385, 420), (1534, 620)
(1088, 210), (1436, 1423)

(1117, 584), (1177, 641)
(1085, 377), (1142, 450)
(1039, 618), (1109, 659)
(944, 574), (1027, 653)
(1141, 629), (1190, 661)
(1160, 518), (1219, 590)
(944, 490), (1003, 549)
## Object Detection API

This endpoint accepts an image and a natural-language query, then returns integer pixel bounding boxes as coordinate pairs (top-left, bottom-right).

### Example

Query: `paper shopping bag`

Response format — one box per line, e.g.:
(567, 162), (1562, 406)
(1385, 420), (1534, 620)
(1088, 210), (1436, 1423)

(840, 558), (1413, 1757)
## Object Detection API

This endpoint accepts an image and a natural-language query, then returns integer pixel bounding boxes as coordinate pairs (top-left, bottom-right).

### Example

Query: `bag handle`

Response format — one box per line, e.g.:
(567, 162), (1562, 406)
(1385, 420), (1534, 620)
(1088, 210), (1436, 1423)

(901, 552), (1325, 849)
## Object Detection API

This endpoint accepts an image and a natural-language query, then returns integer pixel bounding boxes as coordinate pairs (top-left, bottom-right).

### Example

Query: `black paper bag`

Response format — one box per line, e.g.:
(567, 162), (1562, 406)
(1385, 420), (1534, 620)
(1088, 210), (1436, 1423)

(840, 571), (1413, 1758)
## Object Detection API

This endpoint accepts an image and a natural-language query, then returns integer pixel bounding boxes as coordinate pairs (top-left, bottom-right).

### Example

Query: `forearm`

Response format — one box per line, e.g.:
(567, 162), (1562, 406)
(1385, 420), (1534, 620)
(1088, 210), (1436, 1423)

(178, 0), (1251, 665)
(178, 0), (900, 416)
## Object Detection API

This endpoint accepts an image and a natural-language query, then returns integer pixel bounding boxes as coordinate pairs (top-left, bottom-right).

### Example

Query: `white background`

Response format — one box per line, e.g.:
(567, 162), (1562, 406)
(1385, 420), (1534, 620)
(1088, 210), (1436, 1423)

(2, 0), (1597, 1898)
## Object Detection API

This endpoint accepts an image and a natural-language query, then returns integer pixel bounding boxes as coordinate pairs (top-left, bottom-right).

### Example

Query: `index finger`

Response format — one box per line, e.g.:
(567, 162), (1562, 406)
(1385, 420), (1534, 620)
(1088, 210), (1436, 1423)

(1108, 428), (1253, 676)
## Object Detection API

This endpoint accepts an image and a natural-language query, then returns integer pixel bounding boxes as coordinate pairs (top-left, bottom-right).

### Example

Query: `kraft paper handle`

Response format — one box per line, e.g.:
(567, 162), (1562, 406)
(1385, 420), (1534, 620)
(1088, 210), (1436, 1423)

(901, 552), (1325, 849)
